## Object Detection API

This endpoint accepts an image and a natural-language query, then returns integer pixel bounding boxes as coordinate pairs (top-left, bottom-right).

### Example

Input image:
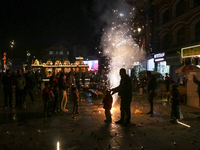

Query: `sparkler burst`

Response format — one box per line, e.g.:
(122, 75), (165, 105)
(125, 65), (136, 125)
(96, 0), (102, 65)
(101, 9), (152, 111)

(100, 1), (145, 104)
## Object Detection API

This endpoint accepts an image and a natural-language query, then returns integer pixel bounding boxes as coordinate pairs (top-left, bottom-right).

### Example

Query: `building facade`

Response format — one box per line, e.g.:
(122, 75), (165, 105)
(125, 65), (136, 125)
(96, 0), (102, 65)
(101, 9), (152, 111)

(42, 43), (70, 63)
(73, 45), (88, 61)
(152, 0), (200, 81)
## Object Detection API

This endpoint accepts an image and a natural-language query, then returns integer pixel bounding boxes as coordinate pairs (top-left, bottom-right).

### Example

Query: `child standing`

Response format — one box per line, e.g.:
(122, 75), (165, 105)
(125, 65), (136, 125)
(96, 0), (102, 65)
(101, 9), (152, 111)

(138, 79), (144, 96)
(103, 90), (113, 123)
(71, 86), (79, 114)
(170, 83), (183, 123)
(42, 82), (54, 117)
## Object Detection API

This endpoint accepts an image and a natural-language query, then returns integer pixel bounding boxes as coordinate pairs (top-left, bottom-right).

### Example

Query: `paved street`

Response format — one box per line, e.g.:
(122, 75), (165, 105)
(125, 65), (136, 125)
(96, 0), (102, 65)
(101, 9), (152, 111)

(0, 89), (200, 150)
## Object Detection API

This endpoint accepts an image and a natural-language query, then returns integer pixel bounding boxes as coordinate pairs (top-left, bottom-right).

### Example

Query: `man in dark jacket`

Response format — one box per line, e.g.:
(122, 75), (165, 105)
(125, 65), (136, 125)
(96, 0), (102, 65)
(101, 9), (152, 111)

(15, 69), (26, 108)
(146, 71), (157, 117)
(23, 71), (36, 107)
(111, 68), (132, 125)
(2, 69), (13, 109)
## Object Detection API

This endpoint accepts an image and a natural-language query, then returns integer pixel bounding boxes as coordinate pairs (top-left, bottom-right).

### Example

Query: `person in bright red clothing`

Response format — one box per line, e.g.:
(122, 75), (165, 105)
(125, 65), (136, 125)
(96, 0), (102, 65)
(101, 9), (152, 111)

(42, 82), (54, 117)
(103, 90), (113, 123)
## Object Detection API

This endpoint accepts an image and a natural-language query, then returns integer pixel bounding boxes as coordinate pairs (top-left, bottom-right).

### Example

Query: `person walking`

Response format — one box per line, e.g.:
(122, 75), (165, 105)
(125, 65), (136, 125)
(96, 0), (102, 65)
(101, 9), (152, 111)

(165, 73), (171, 102)
(75, 73), (81, 92)
(42, 82), (54, 117)
(170, 83), (183, 123)
(58, 73), (68, 112)
(68, 71), (75, 97)
(2, 69), (13, 109)
(111, 68), (132, 125)
(51, 77), (59, 113)
(15, 69), (26, 108)
(146, 71), (157, 117)
(103, 90), (113, 123)
(71, 86), (79, 114)
(131, 71), (138, 93)
(81, 72), (85, 86)
(23, 71), (36, 107)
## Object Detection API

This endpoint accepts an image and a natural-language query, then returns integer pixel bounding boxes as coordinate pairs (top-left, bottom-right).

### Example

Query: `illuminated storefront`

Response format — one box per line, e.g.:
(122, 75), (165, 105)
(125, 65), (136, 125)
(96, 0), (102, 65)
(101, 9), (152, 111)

(154, 53), (170, 78)
(147, 58), (155, 71)
(31, 59), (89, 79)
(181, 44), (200, 66)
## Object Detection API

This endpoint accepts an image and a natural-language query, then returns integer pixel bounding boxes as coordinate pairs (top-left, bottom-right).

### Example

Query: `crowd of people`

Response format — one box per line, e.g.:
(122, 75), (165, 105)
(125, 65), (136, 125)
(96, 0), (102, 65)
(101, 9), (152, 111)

(102, 69), (183, 125)
(41, 71), (86, 117)
(0, 68), (185, 124)
(1, 69), (37, 109)
(0, 69), (86, 118)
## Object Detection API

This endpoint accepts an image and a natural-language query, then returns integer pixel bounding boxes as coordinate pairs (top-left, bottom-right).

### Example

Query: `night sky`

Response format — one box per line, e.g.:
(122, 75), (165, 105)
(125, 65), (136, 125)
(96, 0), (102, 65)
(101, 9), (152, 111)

(0, 0), (101, 58)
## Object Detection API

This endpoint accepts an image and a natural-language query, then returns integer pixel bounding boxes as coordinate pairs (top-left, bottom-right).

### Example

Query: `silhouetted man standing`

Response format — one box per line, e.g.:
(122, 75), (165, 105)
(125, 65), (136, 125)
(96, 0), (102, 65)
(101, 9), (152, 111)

(111, 68), (132, 125)
(15, 69), (26, 108)
(146, 71), (157, 117)
(2, 69), (13, 109)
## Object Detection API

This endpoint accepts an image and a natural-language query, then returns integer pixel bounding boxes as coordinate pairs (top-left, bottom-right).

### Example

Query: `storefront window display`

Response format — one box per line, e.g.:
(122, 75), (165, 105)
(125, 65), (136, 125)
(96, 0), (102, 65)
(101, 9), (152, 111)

(46, 68), (53, 77)
(157, 61), (170, 78)
(64, 68), (71, 73)
(55, 68), (62, 75)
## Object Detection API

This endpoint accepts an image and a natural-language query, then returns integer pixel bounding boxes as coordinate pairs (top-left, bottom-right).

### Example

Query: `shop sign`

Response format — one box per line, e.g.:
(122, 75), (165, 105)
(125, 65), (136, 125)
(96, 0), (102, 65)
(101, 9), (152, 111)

(133, 62), (140, 66)
(181, 44), (200, 58)
(75, 56), (84, 60)
(154, 53), (165, 62)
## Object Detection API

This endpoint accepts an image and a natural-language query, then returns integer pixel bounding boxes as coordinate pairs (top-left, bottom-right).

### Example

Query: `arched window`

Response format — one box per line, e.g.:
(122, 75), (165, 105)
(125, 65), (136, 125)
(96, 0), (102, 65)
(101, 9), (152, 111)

(160, 33), (169, 50)
(163, 33), (170, 49)
(176, 0), (184, 17)
(177, 27), (185, 45)
(195, 21), (200, 42)
(194, 0), (200, 7)
(162, 9), (169, 24)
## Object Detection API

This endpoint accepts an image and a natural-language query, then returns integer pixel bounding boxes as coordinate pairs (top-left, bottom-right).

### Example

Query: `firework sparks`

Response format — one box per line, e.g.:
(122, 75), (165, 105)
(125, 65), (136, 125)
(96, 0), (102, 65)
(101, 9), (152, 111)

(100, 1), (145, 106)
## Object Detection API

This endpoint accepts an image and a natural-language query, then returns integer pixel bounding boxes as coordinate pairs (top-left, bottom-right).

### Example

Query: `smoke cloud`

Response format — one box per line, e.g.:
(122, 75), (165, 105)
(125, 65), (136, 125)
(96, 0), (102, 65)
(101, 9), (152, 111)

(94, 0), (146, 90)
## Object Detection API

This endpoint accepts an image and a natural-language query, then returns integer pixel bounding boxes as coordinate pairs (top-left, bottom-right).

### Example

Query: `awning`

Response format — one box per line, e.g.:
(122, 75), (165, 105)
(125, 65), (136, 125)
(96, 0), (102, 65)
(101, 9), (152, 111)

(175, 65), (200, 74)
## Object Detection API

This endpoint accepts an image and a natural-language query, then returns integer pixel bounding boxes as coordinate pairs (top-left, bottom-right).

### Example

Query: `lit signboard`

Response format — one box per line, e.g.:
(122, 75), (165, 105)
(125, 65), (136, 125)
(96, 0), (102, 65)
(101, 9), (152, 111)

(83, 60), (98, 71)
(181, 44), (200, 58)
(154, 53), (165, 62)
(75, 57), (84, 60)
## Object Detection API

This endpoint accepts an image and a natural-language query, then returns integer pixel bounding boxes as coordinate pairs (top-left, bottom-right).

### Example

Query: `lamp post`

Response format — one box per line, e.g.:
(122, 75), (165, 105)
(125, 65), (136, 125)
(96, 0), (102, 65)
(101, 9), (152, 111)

(10, 40), (14, 70)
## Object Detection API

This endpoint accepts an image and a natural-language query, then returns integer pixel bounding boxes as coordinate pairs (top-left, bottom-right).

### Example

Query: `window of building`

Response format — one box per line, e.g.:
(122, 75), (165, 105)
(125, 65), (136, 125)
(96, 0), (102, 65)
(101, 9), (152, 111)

(160, 33), (170, 50)
(49, 51), (54, 55)
(194, 0), (200, 7)
(162, 9), (169, 24)
(56, 51), (58, 55)
(195, 21), (200, 42)
(67, 51), (69, 55)
(176, 0), (184, 16)
(59, 51), (63, 55)
(177, 27), (185, 45)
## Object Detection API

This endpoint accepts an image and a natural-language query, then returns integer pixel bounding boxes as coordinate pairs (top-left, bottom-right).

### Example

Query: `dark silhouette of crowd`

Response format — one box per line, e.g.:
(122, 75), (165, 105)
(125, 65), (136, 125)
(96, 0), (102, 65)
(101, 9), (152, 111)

(0, 68), (185, 124)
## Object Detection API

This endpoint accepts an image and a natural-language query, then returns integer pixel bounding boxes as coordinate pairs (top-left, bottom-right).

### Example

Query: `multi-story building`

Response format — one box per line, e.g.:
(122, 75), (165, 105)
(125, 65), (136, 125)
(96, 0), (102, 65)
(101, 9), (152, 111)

(73, 45), (88, 60)
(42, 43), (70, 63)
(152, 0), (200, 81)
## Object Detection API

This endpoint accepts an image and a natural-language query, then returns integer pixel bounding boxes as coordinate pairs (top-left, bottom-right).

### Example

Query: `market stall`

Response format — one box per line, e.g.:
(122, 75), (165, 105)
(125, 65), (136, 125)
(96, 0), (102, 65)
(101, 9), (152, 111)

(186, 70), (200, 108)
(31, 59), (89, 79)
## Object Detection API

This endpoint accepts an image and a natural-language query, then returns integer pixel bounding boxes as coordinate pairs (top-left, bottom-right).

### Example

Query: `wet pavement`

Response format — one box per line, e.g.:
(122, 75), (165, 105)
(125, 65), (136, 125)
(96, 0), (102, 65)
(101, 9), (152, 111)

(0, 90), (200, 150)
